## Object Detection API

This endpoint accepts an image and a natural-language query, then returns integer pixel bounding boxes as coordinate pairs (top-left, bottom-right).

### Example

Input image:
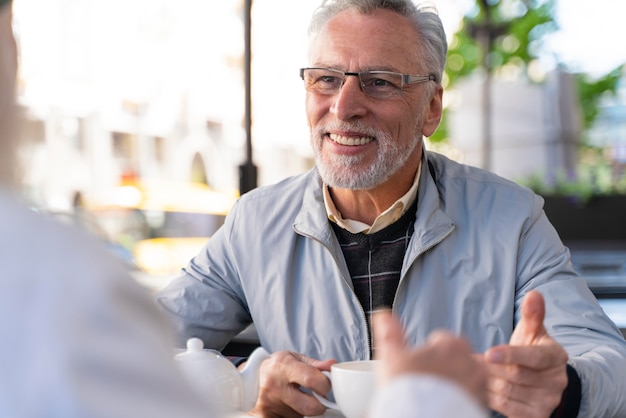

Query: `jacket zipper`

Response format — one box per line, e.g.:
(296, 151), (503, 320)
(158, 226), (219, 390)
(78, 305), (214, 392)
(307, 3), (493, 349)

(295, 229), (372, 360)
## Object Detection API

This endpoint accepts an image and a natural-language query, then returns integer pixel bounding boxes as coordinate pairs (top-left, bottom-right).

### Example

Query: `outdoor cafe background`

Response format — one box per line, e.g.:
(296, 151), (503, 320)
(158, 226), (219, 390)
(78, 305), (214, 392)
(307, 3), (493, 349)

(9, 0), (626, 289)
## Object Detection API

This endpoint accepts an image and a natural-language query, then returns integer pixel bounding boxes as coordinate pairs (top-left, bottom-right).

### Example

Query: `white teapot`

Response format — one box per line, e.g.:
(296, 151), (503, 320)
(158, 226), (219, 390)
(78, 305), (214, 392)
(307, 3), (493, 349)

(174, 337), (270, 414)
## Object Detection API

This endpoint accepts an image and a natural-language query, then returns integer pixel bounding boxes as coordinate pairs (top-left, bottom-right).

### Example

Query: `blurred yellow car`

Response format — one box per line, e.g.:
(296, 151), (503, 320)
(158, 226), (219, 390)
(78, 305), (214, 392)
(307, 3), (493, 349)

(84, 181), (238, 289)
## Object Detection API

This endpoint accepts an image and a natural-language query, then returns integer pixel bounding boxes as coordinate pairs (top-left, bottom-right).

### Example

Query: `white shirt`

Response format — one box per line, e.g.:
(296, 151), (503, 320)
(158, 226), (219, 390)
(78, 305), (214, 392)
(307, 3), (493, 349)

(370, 375), (488, 418)
(323, 163), (421, 234)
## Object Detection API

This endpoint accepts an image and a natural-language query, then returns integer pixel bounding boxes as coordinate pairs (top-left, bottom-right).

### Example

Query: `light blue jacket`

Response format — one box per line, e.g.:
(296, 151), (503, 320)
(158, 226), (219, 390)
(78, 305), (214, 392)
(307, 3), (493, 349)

(157, 151), (626, 417)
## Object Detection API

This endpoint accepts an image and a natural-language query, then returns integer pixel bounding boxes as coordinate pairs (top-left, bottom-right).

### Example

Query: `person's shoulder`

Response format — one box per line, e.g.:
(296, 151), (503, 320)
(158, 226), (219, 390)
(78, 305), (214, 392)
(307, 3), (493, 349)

(220, 169), (319, 231)
(426, 151), (535, 198)
(0, 190), (126, 272)
(236, 169), (317, 205)
(0, 191), (71, 246)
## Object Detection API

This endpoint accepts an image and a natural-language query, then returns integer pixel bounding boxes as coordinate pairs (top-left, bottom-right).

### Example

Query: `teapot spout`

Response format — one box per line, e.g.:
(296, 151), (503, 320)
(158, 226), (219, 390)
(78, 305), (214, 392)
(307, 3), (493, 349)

(239, 346), (270, 412)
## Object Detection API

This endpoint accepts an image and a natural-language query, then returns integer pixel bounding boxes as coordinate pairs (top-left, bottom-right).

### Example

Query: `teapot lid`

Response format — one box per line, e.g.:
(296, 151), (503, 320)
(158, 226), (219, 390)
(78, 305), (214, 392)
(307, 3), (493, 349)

(175, 337), (221, 361)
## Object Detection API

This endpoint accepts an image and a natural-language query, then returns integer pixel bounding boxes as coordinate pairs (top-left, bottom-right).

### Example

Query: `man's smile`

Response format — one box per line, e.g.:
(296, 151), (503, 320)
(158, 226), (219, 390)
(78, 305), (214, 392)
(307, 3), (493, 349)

(329, 133), (374, 146)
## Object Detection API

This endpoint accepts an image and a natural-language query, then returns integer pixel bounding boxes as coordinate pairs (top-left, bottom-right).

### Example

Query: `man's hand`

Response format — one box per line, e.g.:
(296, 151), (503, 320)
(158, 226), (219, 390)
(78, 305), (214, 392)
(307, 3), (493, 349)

(372, 310), (487, 406)
(484, 290), (569, 418)
(247, 350), (335, 418)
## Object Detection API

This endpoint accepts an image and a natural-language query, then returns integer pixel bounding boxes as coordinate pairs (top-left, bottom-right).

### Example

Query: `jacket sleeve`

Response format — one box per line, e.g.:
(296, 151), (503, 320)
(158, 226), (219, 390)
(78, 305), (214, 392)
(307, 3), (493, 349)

(516, 195), (626, 417)
(156, 199), (253, 350)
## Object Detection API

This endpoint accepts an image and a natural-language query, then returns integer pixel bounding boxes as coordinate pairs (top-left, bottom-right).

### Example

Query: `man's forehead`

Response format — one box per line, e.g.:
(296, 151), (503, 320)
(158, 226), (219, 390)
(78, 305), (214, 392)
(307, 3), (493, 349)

(309, 9), (421, 71)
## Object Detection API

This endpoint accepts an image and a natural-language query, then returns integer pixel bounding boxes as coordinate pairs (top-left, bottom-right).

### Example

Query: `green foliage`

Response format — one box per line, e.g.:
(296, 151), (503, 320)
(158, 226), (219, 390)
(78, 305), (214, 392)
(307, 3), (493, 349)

(517, 146), (626, 202)
(446, 30), (482, 86)
(429, 109), (449, 143)
(445, 0), (558, 87)
(445, 0), (622, 131)
(444, 0), (625, 199)
(501, 2), (556, 64)
(575, 65), (624, 131)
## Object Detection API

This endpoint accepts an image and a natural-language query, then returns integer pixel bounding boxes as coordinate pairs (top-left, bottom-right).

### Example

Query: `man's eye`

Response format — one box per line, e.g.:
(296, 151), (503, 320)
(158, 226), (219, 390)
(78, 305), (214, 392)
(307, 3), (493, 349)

(371, 78), (393, 87)
(364, 77), (398, 90)
(319, 75), (342, 85)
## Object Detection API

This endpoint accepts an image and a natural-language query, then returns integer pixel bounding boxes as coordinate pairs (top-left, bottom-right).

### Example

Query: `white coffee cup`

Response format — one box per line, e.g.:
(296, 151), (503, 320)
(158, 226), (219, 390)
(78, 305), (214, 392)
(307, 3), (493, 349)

(313, 360), (379, 418)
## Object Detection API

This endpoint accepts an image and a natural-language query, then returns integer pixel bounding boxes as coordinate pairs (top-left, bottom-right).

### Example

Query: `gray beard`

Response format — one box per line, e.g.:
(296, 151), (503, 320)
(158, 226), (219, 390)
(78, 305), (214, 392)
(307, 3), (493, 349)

(312, 126), (419, 190)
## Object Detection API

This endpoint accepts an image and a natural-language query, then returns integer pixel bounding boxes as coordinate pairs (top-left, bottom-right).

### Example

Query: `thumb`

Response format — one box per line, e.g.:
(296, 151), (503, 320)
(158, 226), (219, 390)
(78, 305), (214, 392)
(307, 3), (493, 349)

(510, 290), (547, 346)
(371, 309), (406, 360)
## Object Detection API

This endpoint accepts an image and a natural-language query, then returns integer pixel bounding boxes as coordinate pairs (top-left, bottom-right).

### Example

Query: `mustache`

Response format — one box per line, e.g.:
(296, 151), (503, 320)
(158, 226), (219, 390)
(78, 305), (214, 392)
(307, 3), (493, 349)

(312, 121), (384, 139)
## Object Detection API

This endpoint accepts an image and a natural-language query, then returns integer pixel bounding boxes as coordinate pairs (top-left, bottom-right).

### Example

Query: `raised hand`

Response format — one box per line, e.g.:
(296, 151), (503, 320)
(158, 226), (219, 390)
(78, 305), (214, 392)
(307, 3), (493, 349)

(372, 309), (487, 405)
(484, 290), (569, 418)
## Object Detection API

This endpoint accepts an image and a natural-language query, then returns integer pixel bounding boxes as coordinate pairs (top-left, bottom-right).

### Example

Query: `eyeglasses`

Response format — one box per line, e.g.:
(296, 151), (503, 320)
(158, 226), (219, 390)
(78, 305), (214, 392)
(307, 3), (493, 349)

(300, 67), (435, 99)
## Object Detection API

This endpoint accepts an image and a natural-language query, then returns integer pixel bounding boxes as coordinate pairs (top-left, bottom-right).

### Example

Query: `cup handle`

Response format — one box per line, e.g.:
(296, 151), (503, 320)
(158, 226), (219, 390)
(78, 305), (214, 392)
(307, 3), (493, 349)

(311, 371), (339, 410)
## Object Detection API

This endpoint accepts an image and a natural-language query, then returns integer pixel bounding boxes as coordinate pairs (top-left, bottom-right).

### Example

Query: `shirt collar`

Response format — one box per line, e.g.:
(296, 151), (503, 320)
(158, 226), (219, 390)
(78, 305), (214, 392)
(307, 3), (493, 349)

(324, 161), (421, 234)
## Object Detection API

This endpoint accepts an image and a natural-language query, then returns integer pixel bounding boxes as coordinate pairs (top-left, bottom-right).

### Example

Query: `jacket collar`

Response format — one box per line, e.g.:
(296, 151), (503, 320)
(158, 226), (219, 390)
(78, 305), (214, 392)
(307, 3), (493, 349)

(407, 151), (456, 260)
(294, 152), (455, 255)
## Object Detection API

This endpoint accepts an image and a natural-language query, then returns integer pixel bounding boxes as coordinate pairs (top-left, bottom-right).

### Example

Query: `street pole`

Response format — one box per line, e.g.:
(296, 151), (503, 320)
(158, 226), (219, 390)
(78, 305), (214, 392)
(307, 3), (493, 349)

(239, 0), (258, 195)
(479, 27), (492, 172)
(468, 1), (508, 173)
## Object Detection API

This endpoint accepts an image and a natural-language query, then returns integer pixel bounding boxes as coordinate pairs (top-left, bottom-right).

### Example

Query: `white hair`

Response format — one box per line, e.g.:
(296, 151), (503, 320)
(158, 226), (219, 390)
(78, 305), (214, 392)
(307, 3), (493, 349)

(307, 0), (447, 84)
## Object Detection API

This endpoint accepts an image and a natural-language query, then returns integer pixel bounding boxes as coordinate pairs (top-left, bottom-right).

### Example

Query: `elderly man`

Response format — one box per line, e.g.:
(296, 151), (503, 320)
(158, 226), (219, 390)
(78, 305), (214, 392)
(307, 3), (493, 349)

(157, 0), (626, 417)
(0, 1), (491, 417)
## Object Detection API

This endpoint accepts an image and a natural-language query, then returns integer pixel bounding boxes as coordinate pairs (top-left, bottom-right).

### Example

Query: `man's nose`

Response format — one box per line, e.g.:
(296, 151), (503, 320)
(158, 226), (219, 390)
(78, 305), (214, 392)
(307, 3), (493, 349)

(330, 75), (368, 120)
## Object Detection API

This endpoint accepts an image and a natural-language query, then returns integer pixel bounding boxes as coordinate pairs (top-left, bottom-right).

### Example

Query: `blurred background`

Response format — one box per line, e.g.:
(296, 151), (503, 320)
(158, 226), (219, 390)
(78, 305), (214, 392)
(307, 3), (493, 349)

(8, 0), (626, 307)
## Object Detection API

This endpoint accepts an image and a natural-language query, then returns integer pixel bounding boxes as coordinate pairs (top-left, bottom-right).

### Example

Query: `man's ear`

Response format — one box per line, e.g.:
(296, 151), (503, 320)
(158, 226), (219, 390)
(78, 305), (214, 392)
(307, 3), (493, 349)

(422, 85), (443, 137)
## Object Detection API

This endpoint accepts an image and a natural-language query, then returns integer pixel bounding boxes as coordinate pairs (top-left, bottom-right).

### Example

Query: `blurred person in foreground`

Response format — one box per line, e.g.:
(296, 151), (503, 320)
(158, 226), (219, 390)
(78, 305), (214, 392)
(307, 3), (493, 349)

(0, 0), (211, 416)
(156, 0), (626, 417)
(0, 1), (491, 417)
